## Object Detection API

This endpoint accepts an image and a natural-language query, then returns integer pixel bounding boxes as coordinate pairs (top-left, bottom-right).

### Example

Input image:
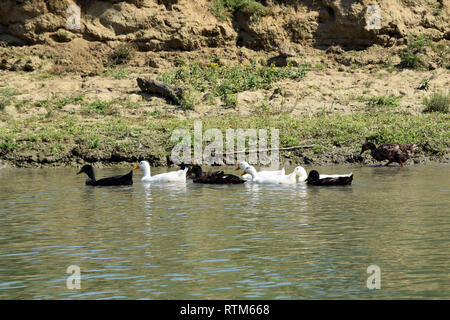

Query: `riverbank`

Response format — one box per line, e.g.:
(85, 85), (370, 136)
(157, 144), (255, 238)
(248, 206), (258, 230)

(1, 109), (449, 168)
(1, 39), (449, 168)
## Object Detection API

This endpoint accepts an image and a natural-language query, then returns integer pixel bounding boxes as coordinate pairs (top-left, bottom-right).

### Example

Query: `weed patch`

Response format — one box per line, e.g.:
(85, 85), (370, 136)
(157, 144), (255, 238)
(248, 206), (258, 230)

(159, 58), (307, 107)
(423, 91), (449, 113)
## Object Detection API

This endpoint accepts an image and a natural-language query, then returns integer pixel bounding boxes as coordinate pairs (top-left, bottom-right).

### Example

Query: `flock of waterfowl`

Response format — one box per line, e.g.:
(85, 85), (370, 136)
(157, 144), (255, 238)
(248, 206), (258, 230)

(77, 142), (417, 187)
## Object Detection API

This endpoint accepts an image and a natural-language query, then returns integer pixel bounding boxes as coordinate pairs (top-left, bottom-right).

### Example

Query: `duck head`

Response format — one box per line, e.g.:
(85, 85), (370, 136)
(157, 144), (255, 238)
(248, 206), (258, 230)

(242, 165), (257, 179)
(178, 163), (202, 178)
(133, 161), (151, 177)
(77, 164), (95, 180)
(306, 170), (320, 182)
(294, 166), (308, 182)
(236, 161), (249, 171)
(190, 165), (203, 178)
(360, 142), (376, 155)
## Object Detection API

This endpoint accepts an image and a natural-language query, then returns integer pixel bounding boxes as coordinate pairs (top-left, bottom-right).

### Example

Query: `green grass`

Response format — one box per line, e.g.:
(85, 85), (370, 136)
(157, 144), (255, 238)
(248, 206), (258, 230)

(35, 73), (53, 80)
(34, 94), (84, 109)
(0, 88), (20, 111)
(400, 34), (449, 69)
(1, 111), (448, 160)
(423, 91), (449, 113)
(102, 67), (130, 79)
(365, 95), (401, 108)
(85, 100), (117, 115)
(159, 58), (307, 108)
(400, 34), (429, 69)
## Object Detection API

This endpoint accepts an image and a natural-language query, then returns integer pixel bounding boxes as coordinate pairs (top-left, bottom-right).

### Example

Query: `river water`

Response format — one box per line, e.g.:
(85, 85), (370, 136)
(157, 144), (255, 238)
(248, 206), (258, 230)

(0, 165), (448, 299)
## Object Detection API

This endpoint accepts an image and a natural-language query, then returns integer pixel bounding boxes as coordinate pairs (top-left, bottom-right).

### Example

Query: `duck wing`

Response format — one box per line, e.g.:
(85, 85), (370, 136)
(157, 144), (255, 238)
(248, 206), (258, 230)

(193, 170), (244, 184)
(378, 143), (415, 164)
(309, 173), (353, 186)
(193, 170), (222, 184)
(398, 143), (416, 158)
(94, 170), (133, 186)
(221, 174), (245, 184)
(376, 143), (399, 159)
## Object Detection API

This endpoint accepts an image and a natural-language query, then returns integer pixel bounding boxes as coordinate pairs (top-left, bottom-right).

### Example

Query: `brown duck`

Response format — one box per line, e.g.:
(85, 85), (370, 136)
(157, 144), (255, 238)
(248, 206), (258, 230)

(360, 142), (416, 167)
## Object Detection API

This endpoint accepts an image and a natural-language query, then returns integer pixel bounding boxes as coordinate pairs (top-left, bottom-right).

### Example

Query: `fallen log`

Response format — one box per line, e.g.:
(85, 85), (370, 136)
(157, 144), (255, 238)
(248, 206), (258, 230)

(136, 78), (182, 104)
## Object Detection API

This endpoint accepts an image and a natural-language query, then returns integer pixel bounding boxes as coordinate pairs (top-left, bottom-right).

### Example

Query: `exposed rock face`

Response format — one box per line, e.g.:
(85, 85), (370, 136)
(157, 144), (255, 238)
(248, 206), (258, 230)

(0, 0), (448, 50)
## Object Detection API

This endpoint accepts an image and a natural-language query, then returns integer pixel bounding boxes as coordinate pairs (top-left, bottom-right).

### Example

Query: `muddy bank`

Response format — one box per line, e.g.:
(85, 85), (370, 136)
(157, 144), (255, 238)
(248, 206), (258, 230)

(1, 145), (448, 169)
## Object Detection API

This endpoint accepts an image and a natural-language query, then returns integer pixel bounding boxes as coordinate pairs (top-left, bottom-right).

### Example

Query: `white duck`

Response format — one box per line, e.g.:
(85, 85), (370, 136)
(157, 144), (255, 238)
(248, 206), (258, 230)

(237, 161), (285, 181)
(294, 166), (308, 183)
(133, 161), (188, 183)
(294, 165), (353, 183)
(243, 165), (296, 185)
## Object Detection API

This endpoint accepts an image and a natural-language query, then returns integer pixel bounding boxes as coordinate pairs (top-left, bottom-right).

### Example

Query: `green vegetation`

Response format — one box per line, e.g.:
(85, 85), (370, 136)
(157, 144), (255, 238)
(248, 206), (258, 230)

(418, 78), (430, 91)
(0, 88), (20, 111)
(356, 95), (402, 111)
(365, 95), (401, 108)
(400, 34), (429, 69)
(1, 110), (448, 160)
(34, 94), (84, 109)
(400, 34), (449, 69)
(159, 58), (307, 108)
(210, 0), (270, 22)
(102, 67), (130, 79)
(85, 100), (117, 115)
(109, 44), (134, 65)
(422, 91), (449, 113)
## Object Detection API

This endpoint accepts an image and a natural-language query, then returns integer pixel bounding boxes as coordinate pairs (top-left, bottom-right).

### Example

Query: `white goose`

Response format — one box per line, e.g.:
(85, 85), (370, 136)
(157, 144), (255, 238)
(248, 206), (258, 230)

(294, 165), (353, 183)
(237, 161), (285, 181)
(243, 165), (296, 185)
(133, 161), (188, 183)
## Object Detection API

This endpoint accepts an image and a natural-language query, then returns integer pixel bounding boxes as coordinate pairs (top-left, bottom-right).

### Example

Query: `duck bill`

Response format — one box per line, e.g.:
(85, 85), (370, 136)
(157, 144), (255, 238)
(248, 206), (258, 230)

(235, 167), (240, 171)
(241, 172), (246, 176)
(77, 169), (83, 174)
(133, 165), (140, 170)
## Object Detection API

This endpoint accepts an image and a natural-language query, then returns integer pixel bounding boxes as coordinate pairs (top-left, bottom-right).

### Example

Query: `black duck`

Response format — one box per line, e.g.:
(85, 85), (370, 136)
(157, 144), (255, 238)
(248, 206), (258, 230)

(180, 164), (245, 184)
(77, 165), (133, 186)
(306, 170), (353, 186)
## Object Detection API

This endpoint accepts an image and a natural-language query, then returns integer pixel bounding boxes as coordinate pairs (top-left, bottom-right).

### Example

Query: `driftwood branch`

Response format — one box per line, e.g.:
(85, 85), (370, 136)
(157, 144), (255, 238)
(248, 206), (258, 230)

(137, 78), (182, 104)
(222, 145), (315, 155)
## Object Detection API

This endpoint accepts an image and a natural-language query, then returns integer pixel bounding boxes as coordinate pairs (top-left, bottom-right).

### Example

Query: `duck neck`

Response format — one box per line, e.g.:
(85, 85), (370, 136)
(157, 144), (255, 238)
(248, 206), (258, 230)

(296, 167), (307, 182)
(193, 165), (203, 178)
(142, 163), (151, 178)
(85, 167), (96, 181)
(247, 166), (258, 180)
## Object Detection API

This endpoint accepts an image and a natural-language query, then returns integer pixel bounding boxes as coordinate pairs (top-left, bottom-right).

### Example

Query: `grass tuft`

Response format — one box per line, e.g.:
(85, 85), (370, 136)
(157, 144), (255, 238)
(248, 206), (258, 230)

(423, 91), (449, 113)
(109, 44), (134, 65)
(210, 0), (270, 22)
